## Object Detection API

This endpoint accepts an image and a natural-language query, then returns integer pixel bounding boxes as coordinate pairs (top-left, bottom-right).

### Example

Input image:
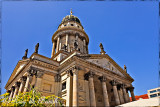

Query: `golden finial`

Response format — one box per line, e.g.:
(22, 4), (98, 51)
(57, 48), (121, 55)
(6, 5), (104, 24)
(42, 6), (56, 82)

(70, 8), (73, 16)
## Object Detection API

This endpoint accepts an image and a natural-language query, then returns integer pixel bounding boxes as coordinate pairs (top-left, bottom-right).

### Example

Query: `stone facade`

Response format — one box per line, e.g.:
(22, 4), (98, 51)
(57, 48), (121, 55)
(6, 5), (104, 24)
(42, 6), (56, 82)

(5, 11), (136, 106)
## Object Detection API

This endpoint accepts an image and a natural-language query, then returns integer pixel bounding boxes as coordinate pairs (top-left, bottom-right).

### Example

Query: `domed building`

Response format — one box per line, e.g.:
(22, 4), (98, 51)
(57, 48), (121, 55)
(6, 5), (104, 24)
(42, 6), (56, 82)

(5, 10), (136, 106)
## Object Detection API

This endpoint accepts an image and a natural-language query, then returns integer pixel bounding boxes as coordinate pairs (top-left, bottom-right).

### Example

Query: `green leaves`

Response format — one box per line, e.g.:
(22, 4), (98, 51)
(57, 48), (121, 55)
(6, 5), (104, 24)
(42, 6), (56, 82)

(0, 87), (66, 107)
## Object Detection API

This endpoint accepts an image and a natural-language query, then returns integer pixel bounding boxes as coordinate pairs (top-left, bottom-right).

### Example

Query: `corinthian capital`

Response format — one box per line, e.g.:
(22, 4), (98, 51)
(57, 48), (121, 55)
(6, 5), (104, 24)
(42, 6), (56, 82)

(54, 74), (61, 82)
(99, 76), (106, 82)
(36, 71), (44, 78)
(111, 79), (118, 86)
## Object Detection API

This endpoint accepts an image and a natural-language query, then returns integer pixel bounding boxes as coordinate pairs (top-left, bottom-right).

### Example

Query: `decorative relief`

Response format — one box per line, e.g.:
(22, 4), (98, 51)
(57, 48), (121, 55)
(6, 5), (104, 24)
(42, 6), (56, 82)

(86, 58), (125, 77)
(33, 60), (56, 69)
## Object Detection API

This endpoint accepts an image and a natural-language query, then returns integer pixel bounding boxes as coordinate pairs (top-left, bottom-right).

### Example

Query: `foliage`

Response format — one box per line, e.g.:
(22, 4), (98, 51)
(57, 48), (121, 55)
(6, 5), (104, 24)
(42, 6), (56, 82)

(0, 88), (66, 107)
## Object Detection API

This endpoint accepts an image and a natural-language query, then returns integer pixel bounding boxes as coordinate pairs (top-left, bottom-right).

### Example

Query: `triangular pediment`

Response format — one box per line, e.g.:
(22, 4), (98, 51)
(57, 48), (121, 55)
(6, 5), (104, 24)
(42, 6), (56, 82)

(86, 58), (126, 77)
(5, 59), (29, 89)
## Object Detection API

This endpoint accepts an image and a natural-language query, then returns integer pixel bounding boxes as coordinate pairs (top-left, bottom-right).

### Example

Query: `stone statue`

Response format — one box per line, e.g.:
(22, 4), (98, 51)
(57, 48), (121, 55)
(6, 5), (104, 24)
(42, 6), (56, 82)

(61, 44), (67, 51)
(22, 49), (28, 59)
(99, 43), (106, 55)
(124, 65), (127, 72)
(34, 43), (39, 53)
(74, 40), (78, 50)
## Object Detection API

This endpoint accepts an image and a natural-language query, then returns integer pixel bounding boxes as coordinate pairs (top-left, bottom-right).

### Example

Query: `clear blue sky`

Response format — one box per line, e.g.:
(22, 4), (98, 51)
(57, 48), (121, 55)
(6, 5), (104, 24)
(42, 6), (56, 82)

(1, 1), (158, 96)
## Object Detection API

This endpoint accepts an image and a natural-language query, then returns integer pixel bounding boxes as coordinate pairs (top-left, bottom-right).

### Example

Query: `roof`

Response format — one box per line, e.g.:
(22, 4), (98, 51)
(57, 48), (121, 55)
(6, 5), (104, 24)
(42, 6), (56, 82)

(130, 94), (149, 101)
(119, 97), (160, 106)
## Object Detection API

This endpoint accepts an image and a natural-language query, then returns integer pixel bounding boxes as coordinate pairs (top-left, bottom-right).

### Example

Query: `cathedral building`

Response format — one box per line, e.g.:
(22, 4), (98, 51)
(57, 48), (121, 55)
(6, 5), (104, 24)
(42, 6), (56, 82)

(5, 10), (136, 106)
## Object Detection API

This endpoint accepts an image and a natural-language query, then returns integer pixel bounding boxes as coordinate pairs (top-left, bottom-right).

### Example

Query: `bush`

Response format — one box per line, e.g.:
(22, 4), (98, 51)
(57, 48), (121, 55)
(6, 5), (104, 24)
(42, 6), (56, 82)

(0, 88), (66, 107)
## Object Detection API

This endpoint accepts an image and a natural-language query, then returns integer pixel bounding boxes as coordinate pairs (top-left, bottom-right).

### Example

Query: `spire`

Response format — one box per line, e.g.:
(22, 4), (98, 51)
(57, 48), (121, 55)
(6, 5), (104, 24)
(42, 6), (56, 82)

(70, 8), (73, 16)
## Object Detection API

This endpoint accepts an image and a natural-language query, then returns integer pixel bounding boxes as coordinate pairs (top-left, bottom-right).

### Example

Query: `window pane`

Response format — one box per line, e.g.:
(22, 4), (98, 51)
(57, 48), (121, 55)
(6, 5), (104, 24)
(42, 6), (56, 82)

(150, 90), (157, 93)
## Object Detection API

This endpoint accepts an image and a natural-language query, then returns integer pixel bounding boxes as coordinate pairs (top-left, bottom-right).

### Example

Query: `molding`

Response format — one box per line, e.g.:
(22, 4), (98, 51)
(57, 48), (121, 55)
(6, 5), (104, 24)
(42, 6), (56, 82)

(52, 26), (89, 44)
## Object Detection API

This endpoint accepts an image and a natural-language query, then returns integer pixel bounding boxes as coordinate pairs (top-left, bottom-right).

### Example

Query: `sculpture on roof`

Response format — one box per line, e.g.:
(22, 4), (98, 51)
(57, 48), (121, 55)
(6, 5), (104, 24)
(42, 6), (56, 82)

(34, 43), (39, 54)
(22, 49), (28, 59)
(124, 65), (127, 72)
(99, 43), (106, 55)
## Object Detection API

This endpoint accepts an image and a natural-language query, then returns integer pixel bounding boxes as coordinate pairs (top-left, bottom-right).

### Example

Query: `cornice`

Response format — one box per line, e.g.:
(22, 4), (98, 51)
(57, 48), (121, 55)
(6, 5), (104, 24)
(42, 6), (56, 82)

(52, 26), (89, 44)
(78, 54), (134, 81)
(5, 60), (31, 89)
(58, 55), (134, 82)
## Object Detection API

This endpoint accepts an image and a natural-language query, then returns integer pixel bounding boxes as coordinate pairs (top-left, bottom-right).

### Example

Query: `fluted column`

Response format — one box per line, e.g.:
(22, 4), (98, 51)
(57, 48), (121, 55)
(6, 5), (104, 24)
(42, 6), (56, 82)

(88, 72), (96, 107)
(13, 82), (20, 99)
(117, 84), (125, 104)
(112, 80), (120, 105)
(122, 84), (128, 103)
(66, 70), (73, 106)
(18, 76), (27, 95)
(83, 39), (86, 54)
(129, 87), (136, 101)
(9, 86), (15, 100)
(72, 67), (79, 107)
(99, 76), (110, 107)
(126, 89), (130, 102)
(56, 36), (60, 53)
(24, 72), (33, 92)
(66, 34), (69, 46)
(51, 41), (56, 58)
(54, 74), (61, 96)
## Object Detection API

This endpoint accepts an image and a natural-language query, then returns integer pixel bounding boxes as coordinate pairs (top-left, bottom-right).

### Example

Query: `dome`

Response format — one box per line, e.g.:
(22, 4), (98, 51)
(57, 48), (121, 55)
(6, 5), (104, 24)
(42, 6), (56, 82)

(61, 15), (81, 24)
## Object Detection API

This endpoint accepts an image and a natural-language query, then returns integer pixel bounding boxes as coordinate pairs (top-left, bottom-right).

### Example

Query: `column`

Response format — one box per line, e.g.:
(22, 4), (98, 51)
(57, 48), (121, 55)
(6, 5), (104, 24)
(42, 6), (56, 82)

(35, 71), (44, 90)
(75, 33), (78, 40)
(88, 72), (96, 107)
(72, 67), (78, 106)
(54, 74), (61, 96)
(126, 89), (130, 102)
(99, 76), (110, 107)
(112, 80), (120, 105)
(24, 72), (33, 92)
(13, 82), (20, 99)
(59, 42), (62, 51)
(83, 39), (86, 54)
(56, 36), (60, 53)
(66, 70), (73, 106)
(117, 85), (125, 104)
(122, 84), (128, 103)
(18, 76), (27, 95)
(66, 34), (69, 46)
(9, 86), (15, 100)
(51, 41), (56, 58)
(129, 87), (136, 101)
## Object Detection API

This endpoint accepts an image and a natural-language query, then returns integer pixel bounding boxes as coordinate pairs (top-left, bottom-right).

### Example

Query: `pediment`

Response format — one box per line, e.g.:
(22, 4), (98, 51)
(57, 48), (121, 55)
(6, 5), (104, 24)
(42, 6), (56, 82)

(86, 58), (126, 77)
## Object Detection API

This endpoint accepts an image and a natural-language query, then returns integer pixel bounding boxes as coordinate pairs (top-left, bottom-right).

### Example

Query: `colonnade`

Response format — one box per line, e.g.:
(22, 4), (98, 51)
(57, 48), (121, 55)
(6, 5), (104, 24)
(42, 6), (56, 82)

(87, 72), (135, 106)
(65, 68), (136, 106)
(7, 69), (44, 100)
(51, 34), (88, 58)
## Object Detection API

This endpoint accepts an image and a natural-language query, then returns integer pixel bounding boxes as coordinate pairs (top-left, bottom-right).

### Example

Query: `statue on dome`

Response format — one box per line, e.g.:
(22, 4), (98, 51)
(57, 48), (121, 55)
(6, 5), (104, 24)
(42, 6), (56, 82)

(62, 44), (67, 51)
(70, 8), (73, 16)
(74, 40), (78, 50)
(34, 43), (39, 53)
(99, 43), (106, 55)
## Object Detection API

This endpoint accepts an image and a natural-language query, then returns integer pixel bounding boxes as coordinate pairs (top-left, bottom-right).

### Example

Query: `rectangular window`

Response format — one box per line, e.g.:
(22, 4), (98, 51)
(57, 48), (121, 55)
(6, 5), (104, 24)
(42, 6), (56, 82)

(150, 90), (157, 93)
(157, 89), (160, 92)
(150, 94), (157, 98)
